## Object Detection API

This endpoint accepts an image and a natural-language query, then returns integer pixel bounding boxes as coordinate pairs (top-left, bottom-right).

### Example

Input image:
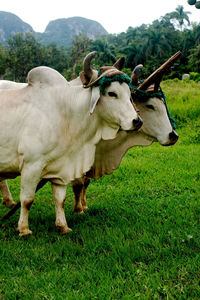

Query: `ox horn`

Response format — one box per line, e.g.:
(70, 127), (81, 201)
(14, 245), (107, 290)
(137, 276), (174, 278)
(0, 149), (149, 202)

(113, 56), (125, 71)
(131, 64), (143, 86)
(138, 51), (182, 91)
(81, 51), (97, 84)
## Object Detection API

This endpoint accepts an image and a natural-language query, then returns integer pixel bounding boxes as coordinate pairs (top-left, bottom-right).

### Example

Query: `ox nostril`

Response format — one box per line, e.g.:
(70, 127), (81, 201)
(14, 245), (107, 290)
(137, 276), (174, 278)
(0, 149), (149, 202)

(169, 131), (179, 142)
(132, 117), (143, 130)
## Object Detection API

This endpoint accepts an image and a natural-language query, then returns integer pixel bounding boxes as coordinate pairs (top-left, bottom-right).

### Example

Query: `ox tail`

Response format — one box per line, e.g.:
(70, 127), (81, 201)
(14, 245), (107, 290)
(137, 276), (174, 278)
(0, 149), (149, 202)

(36, 179), (49, 192)
(1, 201), (21, 220)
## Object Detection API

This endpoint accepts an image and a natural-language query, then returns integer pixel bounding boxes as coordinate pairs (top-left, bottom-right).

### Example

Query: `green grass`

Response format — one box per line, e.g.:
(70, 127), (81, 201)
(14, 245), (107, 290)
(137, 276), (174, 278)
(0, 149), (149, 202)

(0, 80), (200, 299)
(162, 80), (200, 133)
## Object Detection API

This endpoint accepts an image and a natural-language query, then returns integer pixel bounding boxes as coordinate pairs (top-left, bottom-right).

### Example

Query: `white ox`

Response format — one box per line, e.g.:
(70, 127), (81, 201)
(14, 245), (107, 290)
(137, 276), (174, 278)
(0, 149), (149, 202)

(0, 52), (141, 236)
(0, 52), (180, 224)
(0, 80), (27, 89)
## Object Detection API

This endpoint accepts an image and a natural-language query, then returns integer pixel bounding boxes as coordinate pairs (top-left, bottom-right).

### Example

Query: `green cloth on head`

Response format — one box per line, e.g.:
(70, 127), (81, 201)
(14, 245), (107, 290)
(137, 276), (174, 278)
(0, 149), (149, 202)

(131, 85), (176, 130)
(95, 73), (131, 95)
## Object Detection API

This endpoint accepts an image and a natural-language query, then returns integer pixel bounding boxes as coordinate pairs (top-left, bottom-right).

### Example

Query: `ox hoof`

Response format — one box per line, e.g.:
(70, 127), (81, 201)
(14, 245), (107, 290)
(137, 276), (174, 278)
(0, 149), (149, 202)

(3, 200), (17, 209)
(56, 225), (72, 235)
(73, 207), (84, 214)
(19, 229), (32, 237)
(82, 206), (88, 211)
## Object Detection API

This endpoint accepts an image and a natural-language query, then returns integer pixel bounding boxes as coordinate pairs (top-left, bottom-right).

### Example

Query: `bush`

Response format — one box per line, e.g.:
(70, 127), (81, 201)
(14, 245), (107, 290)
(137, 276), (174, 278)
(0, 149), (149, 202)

(189, 72), (200, 82)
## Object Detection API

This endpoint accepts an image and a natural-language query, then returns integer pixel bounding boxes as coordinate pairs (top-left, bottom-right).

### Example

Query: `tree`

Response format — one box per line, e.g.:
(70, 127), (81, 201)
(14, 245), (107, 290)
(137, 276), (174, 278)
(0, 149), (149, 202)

(42, 43), (69, 73)
(7, 33), (45, 81)
(0, 44), (8, 78)
(90, 38), (116, 66)
(142, 27), (171, 60)
(188, 45), (200, 72)
(168, 5), (191, 30)
(121, 41), (142, 70)
(68, 34), (92, 79)
(5, 33), (69, 81)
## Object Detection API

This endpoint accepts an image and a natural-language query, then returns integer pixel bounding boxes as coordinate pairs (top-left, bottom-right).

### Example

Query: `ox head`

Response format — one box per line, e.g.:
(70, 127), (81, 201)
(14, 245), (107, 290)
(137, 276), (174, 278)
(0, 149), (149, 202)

(131, 51), (181, 146)
(79, 52), (142, 132)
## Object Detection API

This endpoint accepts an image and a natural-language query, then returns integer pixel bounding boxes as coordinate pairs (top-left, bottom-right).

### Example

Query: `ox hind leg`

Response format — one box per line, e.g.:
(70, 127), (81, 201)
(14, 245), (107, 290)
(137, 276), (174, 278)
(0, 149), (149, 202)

(18, 162), (42, 236)
(72, 179), (84, 214)
(51, 183), (72, 234)
(72, 177), (90, 214)
(81, 177), (90, 211)
(0, 180), (16, 208)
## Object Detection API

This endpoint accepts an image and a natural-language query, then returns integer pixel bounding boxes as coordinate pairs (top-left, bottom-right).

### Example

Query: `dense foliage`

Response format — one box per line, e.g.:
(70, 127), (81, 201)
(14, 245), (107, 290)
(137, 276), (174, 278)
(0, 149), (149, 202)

(0, 6), (199, 81)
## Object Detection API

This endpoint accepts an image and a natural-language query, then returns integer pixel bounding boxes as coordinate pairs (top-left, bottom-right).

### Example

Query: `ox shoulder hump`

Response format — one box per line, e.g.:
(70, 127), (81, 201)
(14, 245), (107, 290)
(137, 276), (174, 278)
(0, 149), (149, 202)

(27, 66), (68, 87)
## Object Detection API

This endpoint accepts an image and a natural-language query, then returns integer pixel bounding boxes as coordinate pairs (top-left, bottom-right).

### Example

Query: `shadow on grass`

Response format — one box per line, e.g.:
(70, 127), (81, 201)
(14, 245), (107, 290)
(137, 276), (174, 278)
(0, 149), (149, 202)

(1, 202), (137, 241)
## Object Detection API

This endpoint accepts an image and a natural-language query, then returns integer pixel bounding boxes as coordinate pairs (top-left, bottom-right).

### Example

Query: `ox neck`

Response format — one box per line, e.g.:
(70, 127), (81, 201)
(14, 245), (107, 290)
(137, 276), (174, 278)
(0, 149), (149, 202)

(63, 85), (119, 144)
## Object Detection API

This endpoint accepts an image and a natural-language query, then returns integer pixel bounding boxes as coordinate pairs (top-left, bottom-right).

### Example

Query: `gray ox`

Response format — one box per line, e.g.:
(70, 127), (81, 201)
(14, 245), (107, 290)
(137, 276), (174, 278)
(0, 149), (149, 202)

(0, 52), (141, 236)
(70, 52), (180, 213)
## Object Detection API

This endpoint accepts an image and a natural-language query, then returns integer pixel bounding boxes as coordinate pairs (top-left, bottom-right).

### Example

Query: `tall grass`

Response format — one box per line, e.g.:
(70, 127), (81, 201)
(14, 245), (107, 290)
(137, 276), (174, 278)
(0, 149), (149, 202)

(162, 80), (200, 126)
(0, 80), (200, 299)
(162, 79), (200, 145)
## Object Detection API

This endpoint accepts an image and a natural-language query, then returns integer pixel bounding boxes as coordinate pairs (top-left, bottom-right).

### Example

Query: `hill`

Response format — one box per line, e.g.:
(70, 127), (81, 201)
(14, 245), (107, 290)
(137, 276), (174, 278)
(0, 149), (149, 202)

(40, 17), (108, 46)
(0, 11), (33, 44)
(0, 11), (108, 46)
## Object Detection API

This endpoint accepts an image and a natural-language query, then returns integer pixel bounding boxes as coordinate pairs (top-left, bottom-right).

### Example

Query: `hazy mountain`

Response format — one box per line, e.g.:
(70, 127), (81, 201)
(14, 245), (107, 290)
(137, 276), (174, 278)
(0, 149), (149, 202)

(40, 16), (108, 46)
(0, 12), (108, 47)
(0, 11), (33, 44)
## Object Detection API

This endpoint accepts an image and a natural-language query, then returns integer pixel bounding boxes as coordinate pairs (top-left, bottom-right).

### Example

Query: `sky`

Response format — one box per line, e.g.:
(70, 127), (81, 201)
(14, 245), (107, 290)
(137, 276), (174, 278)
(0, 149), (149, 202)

(0, 0), (199, 34)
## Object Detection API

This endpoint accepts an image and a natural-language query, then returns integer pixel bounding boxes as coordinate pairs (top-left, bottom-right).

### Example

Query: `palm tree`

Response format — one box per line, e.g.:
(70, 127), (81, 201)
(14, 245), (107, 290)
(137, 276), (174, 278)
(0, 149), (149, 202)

(69, 34), (92, 79)
(91, 38), (116, 66)
(168, 5), (191, 30)
(142, 27), (171, 59)
(121, 41), (143, 69)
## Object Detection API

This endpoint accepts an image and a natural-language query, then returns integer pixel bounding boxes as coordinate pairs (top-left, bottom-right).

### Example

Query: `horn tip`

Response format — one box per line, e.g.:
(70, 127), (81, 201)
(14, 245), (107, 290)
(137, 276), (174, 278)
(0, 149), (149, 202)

(133, 64), (143, 74)
(91, 51), (97, 57)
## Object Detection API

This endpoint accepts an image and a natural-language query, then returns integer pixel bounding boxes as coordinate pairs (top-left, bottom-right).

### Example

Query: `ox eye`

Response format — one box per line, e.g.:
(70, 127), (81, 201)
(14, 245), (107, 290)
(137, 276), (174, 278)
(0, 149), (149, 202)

(146, 104), (155, 110)
(108, 92), (117, 98)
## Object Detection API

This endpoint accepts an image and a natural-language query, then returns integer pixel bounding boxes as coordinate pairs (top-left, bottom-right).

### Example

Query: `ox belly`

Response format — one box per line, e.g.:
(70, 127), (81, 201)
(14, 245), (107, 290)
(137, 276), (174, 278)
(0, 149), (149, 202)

(0, 124), (23, 176)
(41, 143), (96, 185)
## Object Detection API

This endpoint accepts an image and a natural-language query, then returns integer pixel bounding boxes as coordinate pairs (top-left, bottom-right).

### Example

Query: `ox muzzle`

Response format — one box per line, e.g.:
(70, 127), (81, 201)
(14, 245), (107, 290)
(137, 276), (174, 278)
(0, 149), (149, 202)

(132, 116), (143, 131)
(163, 130), (179, 146)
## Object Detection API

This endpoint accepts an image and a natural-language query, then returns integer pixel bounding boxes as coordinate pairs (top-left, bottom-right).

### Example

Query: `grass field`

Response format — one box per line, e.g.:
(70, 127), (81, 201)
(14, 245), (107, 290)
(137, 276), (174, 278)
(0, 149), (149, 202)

(0, 80), (200, 299)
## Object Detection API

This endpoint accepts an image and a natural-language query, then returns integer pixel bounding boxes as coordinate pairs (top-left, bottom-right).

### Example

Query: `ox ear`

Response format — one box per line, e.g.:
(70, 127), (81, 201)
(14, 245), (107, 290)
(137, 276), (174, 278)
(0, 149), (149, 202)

(90, 86), (100, 114)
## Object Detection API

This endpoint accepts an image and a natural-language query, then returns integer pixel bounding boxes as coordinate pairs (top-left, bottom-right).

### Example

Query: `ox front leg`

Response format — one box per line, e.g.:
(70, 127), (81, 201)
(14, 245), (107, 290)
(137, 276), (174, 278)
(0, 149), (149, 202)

(0, 180), (16, 208)
(51, 183), (72, 234)
(18, 163), (42, 236)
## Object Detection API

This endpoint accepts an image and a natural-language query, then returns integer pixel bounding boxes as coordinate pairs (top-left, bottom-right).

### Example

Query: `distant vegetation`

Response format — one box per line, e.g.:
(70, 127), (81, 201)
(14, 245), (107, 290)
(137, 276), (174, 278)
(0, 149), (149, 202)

(0, 5), (199, 81)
